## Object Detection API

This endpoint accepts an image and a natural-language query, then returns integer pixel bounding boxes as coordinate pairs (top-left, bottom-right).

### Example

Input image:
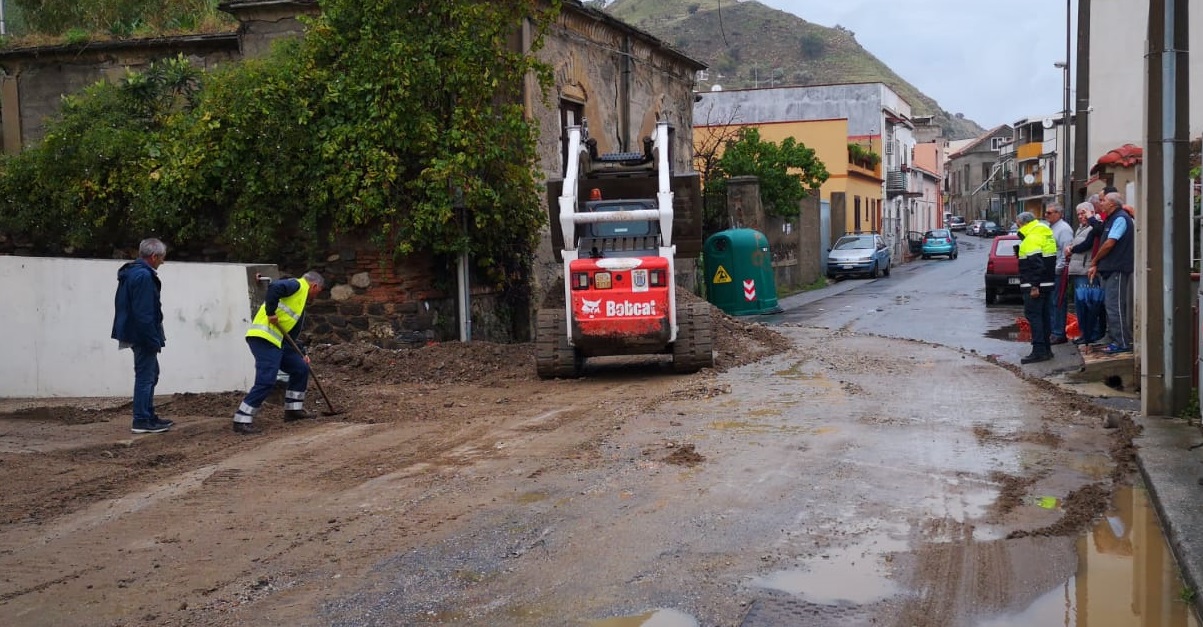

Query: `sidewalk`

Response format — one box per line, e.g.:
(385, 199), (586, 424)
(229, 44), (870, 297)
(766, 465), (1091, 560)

(1135, 415), (1203, 616)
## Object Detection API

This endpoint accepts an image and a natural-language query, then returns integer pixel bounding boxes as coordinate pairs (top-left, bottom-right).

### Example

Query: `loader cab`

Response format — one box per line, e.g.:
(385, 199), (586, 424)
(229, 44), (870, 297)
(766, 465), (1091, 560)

(580, 198), (661, 258)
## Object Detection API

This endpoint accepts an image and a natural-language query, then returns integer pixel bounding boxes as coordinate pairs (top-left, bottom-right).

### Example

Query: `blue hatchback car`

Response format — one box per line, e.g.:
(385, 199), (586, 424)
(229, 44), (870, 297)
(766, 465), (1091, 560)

(921, 228), (958, 259)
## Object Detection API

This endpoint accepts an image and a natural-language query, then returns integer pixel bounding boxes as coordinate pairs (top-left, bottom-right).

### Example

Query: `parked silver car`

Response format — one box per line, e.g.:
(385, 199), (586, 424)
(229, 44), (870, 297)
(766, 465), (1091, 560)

(827, 233), (892, 280)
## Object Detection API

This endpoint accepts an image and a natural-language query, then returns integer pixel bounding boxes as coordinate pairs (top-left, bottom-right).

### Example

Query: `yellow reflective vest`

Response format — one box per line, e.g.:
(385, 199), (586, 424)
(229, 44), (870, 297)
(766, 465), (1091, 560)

(246, 278), (311, 348)
(1017, 221), (1057, 288)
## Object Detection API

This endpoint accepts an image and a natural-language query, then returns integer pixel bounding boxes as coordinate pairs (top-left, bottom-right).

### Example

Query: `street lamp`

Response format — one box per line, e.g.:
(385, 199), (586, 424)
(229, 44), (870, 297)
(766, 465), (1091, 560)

(1054, 60), (1071, 214)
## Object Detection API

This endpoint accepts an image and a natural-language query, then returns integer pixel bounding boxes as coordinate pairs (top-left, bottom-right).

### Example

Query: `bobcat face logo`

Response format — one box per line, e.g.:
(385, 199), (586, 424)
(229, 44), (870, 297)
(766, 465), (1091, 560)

(581, 298), (601, 315)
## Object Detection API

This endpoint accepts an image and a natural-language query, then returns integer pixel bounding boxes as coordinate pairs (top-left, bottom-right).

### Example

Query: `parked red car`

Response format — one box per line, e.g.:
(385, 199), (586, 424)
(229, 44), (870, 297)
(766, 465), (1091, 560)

(984, 234), (1021, 304)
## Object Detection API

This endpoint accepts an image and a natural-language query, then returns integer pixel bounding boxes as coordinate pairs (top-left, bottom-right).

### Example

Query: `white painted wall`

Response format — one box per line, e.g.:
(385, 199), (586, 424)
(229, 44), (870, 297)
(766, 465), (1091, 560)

(0, 257), (265, 398)
(1090, 0), (1202, 165)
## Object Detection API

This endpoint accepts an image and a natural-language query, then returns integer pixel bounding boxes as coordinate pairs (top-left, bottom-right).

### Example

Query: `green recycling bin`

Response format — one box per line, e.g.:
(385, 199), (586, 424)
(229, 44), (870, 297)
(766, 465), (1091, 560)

(703, 228), (781, 316)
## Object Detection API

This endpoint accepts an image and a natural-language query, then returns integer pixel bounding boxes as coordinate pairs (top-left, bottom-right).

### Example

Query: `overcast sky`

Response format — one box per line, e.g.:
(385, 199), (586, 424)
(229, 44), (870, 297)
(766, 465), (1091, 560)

(761, 0), (1078, 130)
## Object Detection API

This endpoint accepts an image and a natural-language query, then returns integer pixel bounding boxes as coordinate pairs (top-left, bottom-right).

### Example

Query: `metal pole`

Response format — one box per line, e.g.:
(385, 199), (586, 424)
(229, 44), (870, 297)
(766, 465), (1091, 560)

(1063, 0), (1072, 213)
(1, 0), (7, 36)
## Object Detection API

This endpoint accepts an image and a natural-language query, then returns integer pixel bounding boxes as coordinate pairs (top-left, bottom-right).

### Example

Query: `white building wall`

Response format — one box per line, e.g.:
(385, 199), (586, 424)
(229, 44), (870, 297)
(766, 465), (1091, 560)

(1090, 0), (1203, 164)
(0, 257), (266, 398)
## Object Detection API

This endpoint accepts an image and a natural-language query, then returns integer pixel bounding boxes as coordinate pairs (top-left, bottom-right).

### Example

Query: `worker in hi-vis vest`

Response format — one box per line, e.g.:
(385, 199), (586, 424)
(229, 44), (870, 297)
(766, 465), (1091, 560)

(232, 270), (326, 435)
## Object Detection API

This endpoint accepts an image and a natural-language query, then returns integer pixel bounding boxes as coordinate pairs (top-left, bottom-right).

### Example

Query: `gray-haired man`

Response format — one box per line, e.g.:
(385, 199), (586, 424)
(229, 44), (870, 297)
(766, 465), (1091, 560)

(1087, 193), (1135, 354)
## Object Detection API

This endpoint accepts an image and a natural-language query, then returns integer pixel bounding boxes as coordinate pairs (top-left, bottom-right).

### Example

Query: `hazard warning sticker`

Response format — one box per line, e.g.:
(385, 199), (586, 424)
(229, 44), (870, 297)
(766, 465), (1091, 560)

(712, 265), (732, 284)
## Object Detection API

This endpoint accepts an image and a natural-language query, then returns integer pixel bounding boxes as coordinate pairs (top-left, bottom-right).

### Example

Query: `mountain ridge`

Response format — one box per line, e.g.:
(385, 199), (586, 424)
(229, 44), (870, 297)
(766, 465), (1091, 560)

(603, 0), (987, 141)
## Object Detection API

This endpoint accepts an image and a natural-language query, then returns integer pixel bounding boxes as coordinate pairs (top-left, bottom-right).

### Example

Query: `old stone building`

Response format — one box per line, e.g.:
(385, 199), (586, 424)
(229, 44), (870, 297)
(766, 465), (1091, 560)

(0, 1), (704, 346)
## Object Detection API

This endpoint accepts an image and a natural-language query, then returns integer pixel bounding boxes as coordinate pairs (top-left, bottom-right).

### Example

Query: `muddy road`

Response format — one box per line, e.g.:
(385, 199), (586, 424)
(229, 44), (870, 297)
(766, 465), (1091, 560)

(0, 266), (1141, 626)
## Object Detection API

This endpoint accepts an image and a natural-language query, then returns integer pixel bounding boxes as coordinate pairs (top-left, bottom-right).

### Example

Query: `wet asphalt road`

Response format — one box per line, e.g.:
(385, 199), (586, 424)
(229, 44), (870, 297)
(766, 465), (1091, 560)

(766, 233), (1067, 365)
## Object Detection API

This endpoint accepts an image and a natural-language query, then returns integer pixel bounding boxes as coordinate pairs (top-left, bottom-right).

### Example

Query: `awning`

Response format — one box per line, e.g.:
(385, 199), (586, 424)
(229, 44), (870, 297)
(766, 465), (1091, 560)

(1089, 143), (1143, 175)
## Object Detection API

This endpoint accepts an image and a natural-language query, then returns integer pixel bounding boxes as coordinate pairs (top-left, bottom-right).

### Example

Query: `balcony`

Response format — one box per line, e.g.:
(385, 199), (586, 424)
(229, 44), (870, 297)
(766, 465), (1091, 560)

(1017, 182), (1055, 200)
(1016, 142), (1043, 162)
(885, 170), (907, 193)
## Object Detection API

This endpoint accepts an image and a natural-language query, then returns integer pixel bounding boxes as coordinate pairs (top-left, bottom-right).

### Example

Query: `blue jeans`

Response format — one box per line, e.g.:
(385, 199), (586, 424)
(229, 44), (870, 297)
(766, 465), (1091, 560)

(1023, 287), (1052, 355)
(131, 344), (160, 424)
(1049, 271), (1068, 338)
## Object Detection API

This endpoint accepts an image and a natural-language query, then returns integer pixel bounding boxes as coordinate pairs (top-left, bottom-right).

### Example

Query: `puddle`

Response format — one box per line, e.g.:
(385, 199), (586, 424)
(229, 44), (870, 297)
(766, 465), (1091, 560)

(515, 490), (548, 504)
(984, 323), (1029, 342)
(589, 608), (699, 627)
(750, 533), (906, 605)
(974, 484), (1200, 626)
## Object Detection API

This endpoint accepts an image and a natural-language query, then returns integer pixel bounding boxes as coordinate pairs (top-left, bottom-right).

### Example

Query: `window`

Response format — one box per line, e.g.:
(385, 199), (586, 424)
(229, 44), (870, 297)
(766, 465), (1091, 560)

(991, 136), (1006, 151)
(981, 163), (992, 182)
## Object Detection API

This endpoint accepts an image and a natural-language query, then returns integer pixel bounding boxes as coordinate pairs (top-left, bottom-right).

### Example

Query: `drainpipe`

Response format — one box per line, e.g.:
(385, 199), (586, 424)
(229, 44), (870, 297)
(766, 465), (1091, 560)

(0, 0), (6, 36)
(1142, 0), (1191, 416)
(620, 34), (631, 152)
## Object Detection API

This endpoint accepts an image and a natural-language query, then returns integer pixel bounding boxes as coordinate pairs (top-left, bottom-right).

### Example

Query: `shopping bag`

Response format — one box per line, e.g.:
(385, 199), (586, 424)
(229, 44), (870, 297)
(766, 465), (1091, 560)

(1065, 312), (1080, 339)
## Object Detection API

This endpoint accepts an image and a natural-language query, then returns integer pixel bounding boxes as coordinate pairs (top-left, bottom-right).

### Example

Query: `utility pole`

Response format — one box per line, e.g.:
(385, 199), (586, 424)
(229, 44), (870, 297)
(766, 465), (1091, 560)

(1074, 0), (1093, 218)
(1142, 0), (1191, 416)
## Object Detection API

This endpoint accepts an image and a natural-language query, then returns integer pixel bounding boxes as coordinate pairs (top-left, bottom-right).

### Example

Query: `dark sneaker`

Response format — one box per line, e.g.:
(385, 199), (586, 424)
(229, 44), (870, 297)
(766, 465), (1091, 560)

(232, 422), (262, 435)
(153, 417), (175, 429)
(132, 420), (171, 434)
(283, 409), (318, 422)
(1049, 336), (1068, 345)
(1020, 352), (1053, 364)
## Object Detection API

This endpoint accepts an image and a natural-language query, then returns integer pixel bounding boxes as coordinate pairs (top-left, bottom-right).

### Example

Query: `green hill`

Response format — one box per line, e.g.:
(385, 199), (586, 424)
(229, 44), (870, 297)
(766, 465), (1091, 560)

(604, 0), (986, 140)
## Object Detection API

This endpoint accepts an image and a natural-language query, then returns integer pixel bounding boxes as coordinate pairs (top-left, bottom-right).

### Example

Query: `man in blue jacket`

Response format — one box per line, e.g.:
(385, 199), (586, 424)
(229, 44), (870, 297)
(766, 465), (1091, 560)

(111, 238), (173, 434)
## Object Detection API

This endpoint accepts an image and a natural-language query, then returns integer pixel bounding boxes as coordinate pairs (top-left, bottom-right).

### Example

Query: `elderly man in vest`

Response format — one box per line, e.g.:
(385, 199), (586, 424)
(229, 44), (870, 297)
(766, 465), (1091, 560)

(1016, 212), (1058, 364)
(232, 271), (325, 435)
(1087, 192), (1136, 354)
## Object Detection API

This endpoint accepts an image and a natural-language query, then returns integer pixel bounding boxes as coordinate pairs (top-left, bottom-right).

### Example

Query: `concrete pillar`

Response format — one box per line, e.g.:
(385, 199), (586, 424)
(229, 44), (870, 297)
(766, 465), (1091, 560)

(796, 195), (822, 285)
(726, 175), (764, 233)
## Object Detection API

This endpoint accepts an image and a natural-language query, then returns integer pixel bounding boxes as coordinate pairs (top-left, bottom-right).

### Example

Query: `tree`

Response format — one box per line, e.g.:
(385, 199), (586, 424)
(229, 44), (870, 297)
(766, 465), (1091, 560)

(0, 0), (562, 297)
(693, 103), (745, 235)
(710, 127), (829, 220)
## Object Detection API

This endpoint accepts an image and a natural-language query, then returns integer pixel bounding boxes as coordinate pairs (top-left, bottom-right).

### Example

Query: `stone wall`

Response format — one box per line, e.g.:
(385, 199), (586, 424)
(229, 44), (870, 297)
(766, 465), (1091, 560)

(0, 35), (241, 151)
(280, 240), (524, 348)
(528, 4), (705, 306)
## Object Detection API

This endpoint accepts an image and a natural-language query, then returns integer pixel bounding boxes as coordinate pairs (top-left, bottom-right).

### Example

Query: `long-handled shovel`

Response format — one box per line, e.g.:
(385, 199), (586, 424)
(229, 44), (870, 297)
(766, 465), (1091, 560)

(277, 325), (343, 416)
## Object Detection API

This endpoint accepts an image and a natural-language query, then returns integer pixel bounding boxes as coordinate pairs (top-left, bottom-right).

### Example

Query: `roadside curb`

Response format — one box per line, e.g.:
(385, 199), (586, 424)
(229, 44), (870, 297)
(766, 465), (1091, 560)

(1132, 415), (1203, 617)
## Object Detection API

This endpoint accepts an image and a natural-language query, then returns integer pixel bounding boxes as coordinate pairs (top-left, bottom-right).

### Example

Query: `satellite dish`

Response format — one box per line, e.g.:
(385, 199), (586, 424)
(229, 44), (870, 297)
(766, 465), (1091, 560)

(1023, 174), (1036, 185)
(1042, 118), (1055, 129)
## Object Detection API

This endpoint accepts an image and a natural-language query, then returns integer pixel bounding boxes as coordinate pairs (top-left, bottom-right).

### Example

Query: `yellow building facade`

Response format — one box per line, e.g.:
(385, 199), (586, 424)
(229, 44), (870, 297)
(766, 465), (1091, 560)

(694, 118), (885, 235)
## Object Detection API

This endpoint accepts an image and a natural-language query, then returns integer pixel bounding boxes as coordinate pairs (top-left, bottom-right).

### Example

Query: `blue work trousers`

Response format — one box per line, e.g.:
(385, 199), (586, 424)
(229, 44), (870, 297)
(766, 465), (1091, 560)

(240, 337), (309, 412)
(1023, 287), (1052, 355)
